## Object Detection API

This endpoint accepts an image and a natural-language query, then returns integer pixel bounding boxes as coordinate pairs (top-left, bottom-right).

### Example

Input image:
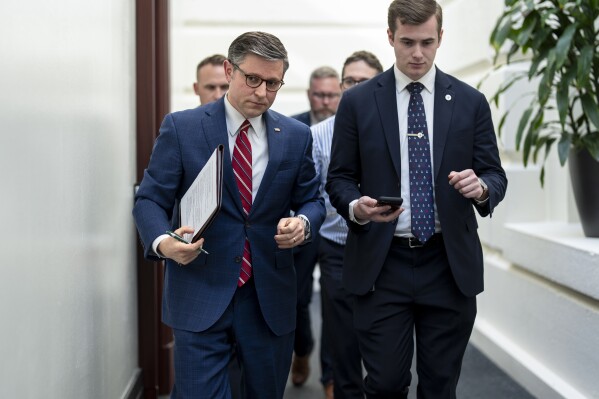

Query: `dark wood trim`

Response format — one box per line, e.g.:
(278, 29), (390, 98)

(122, 368), (144, 399)
(135, 0), (172, 398)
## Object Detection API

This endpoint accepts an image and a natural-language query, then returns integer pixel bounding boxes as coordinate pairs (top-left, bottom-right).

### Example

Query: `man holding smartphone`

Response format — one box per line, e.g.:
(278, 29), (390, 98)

(326, 1), (507, 397)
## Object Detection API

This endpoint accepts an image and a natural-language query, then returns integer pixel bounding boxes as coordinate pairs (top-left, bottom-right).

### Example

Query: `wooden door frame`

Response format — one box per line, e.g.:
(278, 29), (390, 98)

(135, 0), (173, 397)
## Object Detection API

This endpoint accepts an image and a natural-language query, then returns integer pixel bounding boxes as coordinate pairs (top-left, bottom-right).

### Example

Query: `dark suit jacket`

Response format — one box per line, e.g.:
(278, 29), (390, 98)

(133, 97), (325, 336)
(326, 67), (507, 297)
(291, 111), (311, 126)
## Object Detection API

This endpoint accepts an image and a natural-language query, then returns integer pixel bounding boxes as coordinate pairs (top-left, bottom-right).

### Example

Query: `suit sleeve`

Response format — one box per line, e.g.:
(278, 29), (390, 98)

(292, 126), (326, 236)
(133, 113), (183, 260)
(325, 95), (364, 228)
(471, 93), (507, 217)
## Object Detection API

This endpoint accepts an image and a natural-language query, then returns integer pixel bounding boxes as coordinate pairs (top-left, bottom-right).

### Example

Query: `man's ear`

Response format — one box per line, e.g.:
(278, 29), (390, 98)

(387, 28), (394, 46)
(223, 59), (234, 82)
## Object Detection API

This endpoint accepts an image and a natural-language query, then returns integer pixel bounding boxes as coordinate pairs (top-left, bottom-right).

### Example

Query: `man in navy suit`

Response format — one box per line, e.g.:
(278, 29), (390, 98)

(291, 66), (341, 127)
(133, 31), (325, 399)
(326, 1), (507, 398)
(289, 65), (340, 396)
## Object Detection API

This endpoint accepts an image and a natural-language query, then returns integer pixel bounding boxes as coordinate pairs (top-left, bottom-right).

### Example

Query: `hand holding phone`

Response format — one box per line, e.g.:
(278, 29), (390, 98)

(376, 196), (403, 215)
(376, 196), (403, 207)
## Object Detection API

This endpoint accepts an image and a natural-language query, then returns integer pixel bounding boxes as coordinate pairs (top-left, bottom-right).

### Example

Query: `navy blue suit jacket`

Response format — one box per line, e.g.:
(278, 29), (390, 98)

(326, 67), (507, 297)
(133, 97), (325, 336)
(291, 111), (311, 126)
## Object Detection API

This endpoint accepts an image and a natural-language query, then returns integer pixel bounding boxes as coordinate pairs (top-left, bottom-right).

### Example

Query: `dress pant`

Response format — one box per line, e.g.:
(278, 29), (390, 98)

(319, 237), (365, 399)
(353, 235), (476, 399)
(171, 278), (294, 399)
(293, 235), (333, 384)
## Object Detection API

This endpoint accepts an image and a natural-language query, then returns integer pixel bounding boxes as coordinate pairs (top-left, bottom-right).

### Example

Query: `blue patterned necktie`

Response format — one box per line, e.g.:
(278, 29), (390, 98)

(407, 82), (435, 243)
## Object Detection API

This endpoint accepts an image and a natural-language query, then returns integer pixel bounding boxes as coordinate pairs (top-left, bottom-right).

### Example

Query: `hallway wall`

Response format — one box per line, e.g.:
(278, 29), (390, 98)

(0, 1), (139, 398)
(169, 0), (395, 113)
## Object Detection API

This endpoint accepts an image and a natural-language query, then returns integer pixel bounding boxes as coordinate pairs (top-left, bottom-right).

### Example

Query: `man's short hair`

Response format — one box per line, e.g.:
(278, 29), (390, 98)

(196, 54), (226, 75)
(309, 66), (339, 85)
(387, 0), (443, 36)
(227, 31), (289, 73)
(342, 51), (384, 78)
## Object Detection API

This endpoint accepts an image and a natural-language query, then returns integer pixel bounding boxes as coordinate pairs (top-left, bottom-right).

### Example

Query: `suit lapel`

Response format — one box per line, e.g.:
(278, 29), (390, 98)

(253, 111), (282, 209)
(201, 98), (244, 214)
(432, 68), (454, 182)
(374, 68), (401, 181)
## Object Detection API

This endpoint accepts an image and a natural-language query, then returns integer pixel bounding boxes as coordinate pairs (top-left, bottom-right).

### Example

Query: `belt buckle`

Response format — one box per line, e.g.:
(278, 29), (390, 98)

(408, 237), (424, 248)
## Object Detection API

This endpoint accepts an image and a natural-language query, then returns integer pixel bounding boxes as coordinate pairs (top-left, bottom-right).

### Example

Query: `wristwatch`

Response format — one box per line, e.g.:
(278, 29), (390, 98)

(474, 178), (489, 204)
(297, 214), (312, 241)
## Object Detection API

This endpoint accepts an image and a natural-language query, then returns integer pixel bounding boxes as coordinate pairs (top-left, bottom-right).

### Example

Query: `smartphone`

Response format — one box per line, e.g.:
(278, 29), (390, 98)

(376, 196), (404, 208)
(376, 196), (403, 215)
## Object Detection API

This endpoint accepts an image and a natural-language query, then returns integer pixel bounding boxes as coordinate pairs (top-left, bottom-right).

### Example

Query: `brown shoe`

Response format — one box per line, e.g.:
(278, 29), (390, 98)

(324, 381), (334, 399)
(291, 354), (310, 386)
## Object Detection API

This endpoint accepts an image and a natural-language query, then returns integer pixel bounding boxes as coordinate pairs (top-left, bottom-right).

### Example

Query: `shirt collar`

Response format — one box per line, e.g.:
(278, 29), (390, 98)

(224, 94), (265, 137)
(393, 64), (436, 94)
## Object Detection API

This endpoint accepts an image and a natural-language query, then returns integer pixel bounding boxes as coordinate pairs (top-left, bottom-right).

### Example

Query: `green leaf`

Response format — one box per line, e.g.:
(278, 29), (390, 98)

(533, 136), (552, 163)
(516, 14), (538, 47)
(581, 93), (599, 131)
(522, 109), (544, 166)
(515, 106), (534, 150)
(528, 46), (551, 79)
(490, 17), (514, 52)
(530, 28), (552, 53)
(557, 135), (571, 166)
(576, 45), (593, 88)
(539, 165), (546, 187)
(554, 24), (578, 69)
(506, 42), (520, 64)
(538, 63), (555, 106)
(583, 133), (599, 160)
(497, 112), (509, 137)
(555, 74), (570, 129)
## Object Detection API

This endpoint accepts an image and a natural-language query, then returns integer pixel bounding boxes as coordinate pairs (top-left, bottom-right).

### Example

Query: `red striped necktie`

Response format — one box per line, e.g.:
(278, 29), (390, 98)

(232, 119), (253, 286)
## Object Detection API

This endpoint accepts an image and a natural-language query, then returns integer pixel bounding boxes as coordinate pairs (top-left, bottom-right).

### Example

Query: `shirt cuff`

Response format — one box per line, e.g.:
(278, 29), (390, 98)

(152, 234), (170, 258)
(349, 199), (369, 225)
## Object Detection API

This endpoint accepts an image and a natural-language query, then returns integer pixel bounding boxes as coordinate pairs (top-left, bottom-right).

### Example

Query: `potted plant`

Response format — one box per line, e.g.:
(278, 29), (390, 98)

(487, 0), (599, 237)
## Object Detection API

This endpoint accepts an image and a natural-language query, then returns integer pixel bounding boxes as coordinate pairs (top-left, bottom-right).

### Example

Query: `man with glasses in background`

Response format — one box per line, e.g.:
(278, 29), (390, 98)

(312, 51), (383, 399)
(292, 66), (341, 126)
(288, 65), (341, 395)
(133, 31), (325, 399)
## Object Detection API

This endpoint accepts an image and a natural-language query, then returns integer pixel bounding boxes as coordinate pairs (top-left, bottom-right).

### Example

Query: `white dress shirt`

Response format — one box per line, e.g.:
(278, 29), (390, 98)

(224, 95), (269, 202)
(393, 65), (441, 236)
(348, 66), (442, 237)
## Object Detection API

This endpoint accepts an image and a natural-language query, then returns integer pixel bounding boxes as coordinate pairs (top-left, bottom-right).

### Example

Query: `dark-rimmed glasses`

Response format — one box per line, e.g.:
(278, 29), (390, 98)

(341, 77), (369, 89)
(231, 62), (285, 92)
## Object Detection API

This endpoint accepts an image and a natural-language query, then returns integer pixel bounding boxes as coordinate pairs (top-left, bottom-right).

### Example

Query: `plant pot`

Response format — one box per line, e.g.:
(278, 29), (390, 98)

(569, 148), (599, 238)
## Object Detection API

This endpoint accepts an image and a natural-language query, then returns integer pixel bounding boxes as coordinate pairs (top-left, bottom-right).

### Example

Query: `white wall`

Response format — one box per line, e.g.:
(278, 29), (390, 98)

(170, 0), (396, 113)
(0, 1), (139, 398)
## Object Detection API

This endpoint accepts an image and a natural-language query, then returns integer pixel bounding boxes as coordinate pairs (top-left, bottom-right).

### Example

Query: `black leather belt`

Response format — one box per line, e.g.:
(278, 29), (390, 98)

(392, 233), (442, 248)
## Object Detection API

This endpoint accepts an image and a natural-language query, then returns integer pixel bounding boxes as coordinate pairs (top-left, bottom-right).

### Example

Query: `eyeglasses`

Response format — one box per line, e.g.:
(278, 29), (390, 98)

(310, 92), (341, 100)
(341, 77), (370, 89)
(231, 62), (285, 92)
